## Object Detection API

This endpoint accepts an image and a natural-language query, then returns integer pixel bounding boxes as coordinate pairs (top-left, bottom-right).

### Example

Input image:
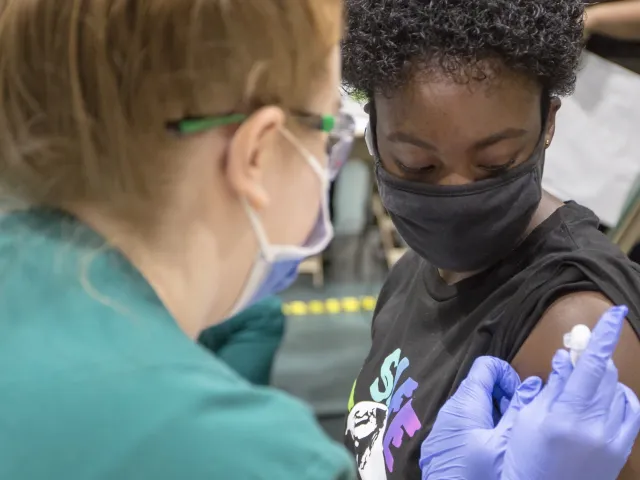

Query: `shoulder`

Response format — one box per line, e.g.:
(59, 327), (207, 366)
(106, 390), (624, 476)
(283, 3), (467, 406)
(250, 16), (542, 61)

(497, 202), (640, 358)
(512, 292), (640, 478)
(507, 203), (640, 386)
(94, 365), (354, 480)
(512, 291), (640, 383)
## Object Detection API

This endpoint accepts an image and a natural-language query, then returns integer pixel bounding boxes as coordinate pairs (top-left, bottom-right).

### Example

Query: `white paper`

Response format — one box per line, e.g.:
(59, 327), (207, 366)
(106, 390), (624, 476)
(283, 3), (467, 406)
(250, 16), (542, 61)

(543, 52), (640, 227)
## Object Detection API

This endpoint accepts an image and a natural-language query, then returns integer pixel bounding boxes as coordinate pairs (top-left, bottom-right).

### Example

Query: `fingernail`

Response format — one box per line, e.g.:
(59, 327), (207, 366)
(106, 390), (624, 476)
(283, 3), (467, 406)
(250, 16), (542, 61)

(522, 376), (542, 392)
(529, 377), (542, 390)
(610, 305), (629, 318)
(500, 397), (511, 415)
(552, 349), (572, 371)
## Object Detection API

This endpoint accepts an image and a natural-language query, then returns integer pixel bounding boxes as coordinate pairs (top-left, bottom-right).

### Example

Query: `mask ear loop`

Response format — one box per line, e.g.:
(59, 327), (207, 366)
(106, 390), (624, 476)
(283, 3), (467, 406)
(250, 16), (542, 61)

(239, 127), (306, 264)
(242, 201), (277, 263)
(278, 126), (334, 251)
(538, 89), (554, 179)
(366, 102), (382, 161)
(280, 127), (329, 189)
(241, 127), (333, 263)
(540, 89), (553, 140)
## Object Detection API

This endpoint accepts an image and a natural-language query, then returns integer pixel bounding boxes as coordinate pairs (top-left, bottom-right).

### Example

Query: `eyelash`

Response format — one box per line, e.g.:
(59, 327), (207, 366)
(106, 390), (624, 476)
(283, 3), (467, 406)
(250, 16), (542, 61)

(395, 157), (516, 176)
(395, 160), (435, 174)
(481, 158), (517, 173)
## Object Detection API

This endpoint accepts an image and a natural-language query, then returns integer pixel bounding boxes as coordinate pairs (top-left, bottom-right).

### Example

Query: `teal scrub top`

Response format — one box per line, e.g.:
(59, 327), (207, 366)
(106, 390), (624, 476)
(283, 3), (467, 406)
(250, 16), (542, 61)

(0, 209), (355, 480)
(199, 296), (286, 386)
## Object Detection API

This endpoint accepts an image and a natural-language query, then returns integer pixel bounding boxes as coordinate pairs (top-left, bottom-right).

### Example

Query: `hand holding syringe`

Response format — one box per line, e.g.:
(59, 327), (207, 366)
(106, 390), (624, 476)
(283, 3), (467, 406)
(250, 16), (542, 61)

(421, 306), (640, 480)
(501, 305), (640, 480)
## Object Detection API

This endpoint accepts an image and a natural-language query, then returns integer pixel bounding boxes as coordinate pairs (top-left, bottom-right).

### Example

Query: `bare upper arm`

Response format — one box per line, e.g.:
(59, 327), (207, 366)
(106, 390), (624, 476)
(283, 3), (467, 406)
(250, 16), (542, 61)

(512, 291), (640, 479)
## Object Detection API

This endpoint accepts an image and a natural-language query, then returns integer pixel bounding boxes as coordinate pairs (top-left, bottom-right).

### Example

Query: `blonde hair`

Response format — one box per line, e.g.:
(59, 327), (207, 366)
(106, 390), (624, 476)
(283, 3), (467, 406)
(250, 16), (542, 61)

(0, 0), (342, 220)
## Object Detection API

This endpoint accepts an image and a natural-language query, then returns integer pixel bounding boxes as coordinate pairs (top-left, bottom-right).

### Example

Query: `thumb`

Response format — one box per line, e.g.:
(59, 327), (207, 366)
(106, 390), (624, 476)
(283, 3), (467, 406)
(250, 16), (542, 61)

(465, 356), (521, 396)
(442, 357), (519, 430)
(496, 376), (543, 435)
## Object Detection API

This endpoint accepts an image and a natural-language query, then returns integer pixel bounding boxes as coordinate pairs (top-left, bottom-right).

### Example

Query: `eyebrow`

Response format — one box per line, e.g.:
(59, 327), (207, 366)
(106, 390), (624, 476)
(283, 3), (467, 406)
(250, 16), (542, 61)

(387, 132), (438, 152)
(472, 128), (528, 150)
(387, 128), (529, 152)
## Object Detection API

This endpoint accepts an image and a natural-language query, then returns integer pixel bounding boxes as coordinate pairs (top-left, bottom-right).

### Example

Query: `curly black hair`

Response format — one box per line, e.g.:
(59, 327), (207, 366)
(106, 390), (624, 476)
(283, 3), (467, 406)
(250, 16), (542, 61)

(342, 0), (584, 98)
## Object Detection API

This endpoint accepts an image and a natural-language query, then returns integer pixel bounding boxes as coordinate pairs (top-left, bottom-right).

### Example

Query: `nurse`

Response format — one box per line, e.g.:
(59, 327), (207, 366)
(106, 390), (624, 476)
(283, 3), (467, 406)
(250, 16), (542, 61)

(0, 1), (636, 480)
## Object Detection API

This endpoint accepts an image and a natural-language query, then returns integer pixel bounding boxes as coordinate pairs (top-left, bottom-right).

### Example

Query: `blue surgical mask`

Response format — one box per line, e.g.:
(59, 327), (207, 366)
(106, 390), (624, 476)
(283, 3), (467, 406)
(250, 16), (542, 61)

(227, 128), (333, 316)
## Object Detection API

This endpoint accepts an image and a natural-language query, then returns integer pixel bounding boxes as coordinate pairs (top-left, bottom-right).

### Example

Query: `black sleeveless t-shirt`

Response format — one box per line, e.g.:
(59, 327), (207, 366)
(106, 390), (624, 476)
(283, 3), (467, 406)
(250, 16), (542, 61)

(343, 202), (640, 480)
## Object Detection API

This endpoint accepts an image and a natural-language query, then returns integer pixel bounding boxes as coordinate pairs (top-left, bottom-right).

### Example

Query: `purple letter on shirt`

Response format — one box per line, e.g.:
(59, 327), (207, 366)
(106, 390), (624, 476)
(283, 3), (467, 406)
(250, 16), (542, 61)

(382, 398), (421, 472)
(388, 378), (418, 414)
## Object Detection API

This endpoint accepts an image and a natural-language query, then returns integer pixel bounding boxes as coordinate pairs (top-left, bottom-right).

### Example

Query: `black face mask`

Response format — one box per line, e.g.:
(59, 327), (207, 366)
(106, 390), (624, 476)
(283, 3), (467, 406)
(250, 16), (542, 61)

(367, 106), (548, 273)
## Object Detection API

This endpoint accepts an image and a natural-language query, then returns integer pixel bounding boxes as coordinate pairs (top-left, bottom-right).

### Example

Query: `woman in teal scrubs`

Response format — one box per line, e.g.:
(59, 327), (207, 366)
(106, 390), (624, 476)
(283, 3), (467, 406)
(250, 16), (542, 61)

(0, 1), (638, 479)
(0, 1), (352, 479)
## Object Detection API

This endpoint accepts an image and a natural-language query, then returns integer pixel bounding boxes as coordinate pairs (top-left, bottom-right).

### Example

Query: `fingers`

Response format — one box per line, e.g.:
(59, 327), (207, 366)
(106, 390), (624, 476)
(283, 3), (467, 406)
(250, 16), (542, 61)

(562, 306), (628, 400)
(493, 376), (522, 416)
(605, 383), (627, 441)
(613, 384), (640, 453)
(596, 359), (620, 410)
(548, 349), (573, 388)
(499, 396), (511, 416)
(466, 356), (521, 399)
(537, 349), (573, 408)
(510, 377), (543, 411)
(588, 305), (628, 359)
(556, 358), (620, 423)
(445, 357), (520, 430)
(496, 376), (543, 435)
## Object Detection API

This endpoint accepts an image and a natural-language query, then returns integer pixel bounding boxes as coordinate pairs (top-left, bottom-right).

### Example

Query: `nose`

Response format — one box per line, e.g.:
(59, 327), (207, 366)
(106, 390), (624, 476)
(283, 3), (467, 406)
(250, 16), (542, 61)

(437, 172), (474, 187)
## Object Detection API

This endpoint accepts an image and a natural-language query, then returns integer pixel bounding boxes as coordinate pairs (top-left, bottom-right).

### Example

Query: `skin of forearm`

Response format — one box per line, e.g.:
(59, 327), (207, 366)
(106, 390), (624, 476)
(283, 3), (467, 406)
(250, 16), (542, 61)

(586, 0), (640, 41)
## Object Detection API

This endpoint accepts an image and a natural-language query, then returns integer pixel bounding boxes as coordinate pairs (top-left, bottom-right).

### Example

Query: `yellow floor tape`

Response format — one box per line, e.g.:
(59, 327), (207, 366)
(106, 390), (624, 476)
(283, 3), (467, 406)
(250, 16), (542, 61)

(282, 296), (378, 316)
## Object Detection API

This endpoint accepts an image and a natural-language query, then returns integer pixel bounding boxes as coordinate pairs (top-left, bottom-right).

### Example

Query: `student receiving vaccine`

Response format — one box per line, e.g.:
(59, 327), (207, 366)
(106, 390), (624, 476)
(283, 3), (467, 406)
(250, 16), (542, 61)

(0, 1), (637, 479)
(342, 0), (640, 477)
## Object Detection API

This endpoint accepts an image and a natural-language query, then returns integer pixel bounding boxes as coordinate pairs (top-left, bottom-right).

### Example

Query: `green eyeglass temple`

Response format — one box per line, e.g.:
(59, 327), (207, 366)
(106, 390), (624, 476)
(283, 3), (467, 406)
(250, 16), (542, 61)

(169, 113), (336, 135)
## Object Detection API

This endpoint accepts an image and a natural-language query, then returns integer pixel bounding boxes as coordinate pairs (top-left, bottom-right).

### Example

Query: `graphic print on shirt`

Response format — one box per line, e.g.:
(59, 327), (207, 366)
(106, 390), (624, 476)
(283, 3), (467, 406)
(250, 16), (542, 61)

(345, 348), (422, 480)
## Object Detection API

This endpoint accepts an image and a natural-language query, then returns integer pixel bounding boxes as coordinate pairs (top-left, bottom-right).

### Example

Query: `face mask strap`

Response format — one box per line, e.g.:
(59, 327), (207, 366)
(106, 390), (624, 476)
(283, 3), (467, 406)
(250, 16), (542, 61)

(240, 127), (333, 263)
(279, 127), (329, 188)
(242, 200), (277, 262)
(366, 102), (382, 161)
(539, 88), (555, 139)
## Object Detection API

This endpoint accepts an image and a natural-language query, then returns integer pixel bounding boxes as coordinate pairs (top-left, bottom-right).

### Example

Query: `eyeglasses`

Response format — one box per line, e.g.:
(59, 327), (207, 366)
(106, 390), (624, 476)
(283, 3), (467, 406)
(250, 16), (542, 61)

(167, 109), (356, 181)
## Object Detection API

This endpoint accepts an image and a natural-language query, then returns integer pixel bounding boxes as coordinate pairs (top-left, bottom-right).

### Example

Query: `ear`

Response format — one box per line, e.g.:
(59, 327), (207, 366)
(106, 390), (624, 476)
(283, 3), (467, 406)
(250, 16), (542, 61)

(544, 97), (562, 147)
(225, 106), (286, 210)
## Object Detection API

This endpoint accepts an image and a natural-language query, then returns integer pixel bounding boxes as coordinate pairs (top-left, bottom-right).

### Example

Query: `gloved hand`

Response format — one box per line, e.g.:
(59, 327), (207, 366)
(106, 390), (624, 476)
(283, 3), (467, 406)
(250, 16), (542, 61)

(419, 356), (533, 480)
(501, 305), (640, 480)
(420, 305), (640, 480)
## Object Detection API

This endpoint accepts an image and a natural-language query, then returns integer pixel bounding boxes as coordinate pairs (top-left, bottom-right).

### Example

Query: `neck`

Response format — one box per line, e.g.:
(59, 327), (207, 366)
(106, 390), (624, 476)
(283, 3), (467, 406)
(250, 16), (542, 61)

(438, 268), (480, 285)
(73, 207), (225, 338)
(124, 224), (222, 338)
